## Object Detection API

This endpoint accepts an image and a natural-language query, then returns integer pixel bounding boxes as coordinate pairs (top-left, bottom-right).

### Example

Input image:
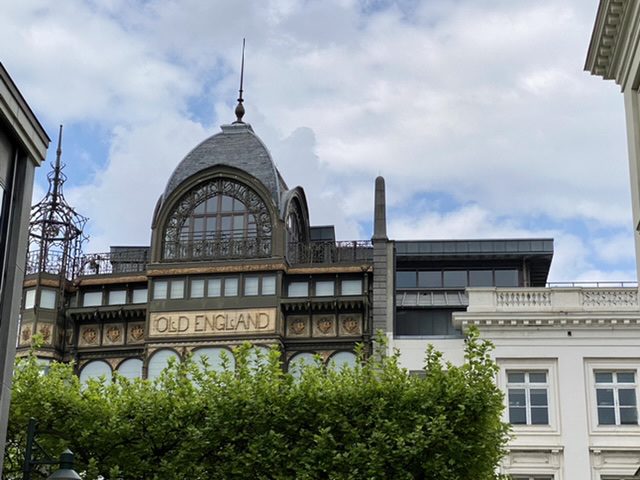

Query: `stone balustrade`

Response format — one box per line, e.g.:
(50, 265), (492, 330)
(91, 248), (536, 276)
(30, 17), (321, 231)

(466, 287), (639, 312)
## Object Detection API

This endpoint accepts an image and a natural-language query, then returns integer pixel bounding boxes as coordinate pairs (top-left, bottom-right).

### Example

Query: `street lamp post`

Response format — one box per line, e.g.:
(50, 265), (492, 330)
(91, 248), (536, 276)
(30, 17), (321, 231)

(22, 419), (80, 480)
(46, 450), (81, 480)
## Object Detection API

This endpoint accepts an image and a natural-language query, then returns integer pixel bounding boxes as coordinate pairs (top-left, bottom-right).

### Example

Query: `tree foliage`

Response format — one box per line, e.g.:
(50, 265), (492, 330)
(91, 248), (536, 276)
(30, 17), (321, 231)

(4, 330), (509, 479)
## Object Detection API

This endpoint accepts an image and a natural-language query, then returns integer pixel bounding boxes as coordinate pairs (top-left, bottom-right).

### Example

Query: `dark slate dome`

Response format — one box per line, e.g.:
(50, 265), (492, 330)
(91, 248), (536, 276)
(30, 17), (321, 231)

(163, 123), (287, 207)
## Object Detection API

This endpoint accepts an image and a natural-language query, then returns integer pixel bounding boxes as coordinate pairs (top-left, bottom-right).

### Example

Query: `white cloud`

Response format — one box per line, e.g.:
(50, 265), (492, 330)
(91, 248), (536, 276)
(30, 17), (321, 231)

(1, 0), (635, 281)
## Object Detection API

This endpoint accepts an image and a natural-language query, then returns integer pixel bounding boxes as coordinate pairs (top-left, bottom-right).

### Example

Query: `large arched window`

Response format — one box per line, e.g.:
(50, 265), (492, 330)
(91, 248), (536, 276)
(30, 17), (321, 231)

(163, 178), (272, 260)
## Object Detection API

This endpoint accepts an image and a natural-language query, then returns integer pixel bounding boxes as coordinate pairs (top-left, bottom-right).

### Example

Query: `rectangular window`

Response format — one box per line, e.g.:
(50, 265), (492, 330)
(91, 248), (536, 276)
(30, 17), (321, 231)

(132, 288), (148, 303)
(170, 280), (185, 299)
(288, 282), (308, 297)
(395, 309), (461, 336)
(507, 371), (549, 425)
(153, 281), (168, 300)
(244, 276), (259, 296)
(396, 271), (416, 288)
(418, 271), (441, 288)
(191, 279), (205, 298)
(24, 289), (36, 309)
(443, 270), (467, 288)
(595, 371), (638, 425)
(207, 278), (221, 297)
(224, 278), (239, 296)
(341, 279), (362, 295)
(83, 291), (103, 307)
(108, 290), (126, 305)
(469, 270), (493, 287)
(262, 275), (276, 295)
(315, 280), (334, 296)
(495, 269), (519, 287)
(39, 289), (57, 309)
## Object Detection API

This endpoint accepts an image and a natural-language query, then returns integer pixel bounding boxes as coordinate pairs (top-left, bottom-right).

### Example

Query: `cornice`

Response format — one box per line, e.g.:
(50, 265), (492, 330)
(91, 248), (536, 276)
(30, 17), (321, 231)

(455, 312), (640, 330)
(585, 0), (640, 89)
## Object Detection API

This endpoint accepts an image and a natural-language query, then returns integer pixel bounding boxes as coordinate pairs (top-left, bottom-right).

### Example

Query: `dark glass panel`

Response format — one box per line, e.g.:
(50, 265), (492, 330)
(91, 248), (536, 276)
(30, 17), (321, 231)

(507, 372), (525, 383)
(597, 407), (615, 425)
(620, 407), (638, 425)
(618, 388), (637, 406)
(469, 270), (493, 287)
(596, 388), (614, 406)
(617, 372), (636, 383)
(530, 389), (548, 406)
(495, 269), (519, 287)
(530, 407), (548, 425)
(595, 372), (613, 383)
(508, 389), (526, 407)
(509, 407), (526, 424)
(396, 271), (417, 288)
(443, 271), (467, 287)
(418, 271), (441, 288)
(528, 372), (547, 383)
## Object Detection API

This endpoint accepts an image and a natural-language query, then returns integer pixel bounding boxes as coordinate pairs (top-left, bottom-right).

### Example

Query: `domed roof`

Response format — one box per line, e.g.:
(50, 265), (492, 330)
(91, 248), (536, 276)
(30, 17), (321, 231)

(163, 123), (287, 207)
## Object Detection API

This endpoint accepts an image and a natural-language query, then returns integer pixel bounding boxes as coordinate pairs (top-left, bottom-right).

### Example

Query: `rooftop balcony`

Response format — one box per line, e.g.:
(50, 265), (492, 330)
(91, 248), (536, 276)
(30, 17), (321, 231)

(286, 240), (373, 265)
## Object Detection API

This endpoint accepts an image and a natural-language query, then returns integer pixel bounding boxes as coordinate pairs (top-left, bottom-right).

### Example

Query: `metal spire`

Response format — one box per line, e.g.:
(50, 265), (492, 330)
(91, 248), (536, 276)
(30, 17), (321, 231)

(233, 38), (246, 124)
(52, 124), (63, 202)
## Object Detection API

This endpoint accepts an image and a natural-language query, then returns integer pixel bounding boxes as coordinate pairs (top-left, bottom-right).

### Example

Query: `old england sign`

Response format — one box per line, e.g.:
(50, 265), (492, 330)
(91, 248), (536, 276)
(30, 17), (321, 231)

(149, 308), (277, 337)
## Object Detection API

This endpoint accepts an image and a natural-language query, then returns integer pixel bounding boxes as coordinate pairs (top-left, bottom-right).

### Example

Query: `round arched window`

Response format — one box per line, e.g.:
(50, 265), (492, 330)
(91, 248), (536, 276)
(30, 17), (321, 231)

(288, 352), (316, 378)
(328, 351), (357, 371)
(147, 349), (180, 380)
(79, 360), (112, 384)
(163, 179), (272, 260)
(117, 358), (143, 380)
(192, 347), (235, 372)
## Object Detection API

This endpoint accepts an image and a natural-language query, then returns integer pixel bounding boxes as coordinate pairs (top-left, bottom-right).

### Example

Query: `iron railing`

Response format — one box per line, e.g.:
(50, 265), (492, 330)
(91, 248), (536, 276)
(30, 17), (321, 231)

(79, 249), (148, 276)
(287, 240), (373, 265)
(25, 249), (77, 279)
(546, 281), (638, 288)
(162, 237), (272, 261)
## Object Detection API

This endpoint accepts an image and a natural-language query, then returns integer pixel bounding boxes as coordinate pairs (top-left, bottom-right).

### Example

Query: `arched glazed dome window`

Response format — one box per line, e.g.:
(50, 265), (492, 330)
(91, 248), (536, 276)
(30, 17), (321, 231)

(163, 178), (272, 260)
(286, 212), (302, 245)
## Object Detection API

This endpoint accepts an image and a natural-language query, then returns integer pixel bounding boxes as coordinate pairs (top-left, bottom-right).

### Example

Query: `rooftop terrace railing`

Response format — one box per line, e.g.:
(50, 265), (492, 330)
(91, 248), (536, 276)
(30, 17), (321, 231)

(546, 281), (638, 288)
(287, 241), (373, 265)
(78, 250), (148, 276)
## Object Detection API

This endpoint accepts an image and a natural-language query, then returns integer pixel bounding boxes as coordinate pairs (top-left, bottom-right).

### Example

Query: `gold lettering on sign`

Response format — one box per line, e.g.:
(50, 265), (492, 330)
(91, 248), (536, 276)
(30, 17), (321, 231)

(149, 308), (277, 337)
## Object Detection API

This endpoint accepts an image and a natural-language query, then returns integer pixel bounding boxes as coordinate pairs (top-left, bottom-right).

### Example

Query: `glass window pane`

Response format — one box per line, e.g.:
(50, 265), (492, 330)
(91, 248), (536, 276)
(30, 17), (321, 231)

(495, 269), (519, 287)
(528, 372), (547, 383)
(617, 372), (636, 383)
(288, 282), (308, 297)
(194, 201), (205, 214)
(595, 372), (613, 383)
(153, 281), (168, 300)
(262, 275), (276, 295)
(224, 278), (238, 296)
(288, 352), (317, 379)
(396, 271), (416, 288)
(328, 351), (357, 370)
(132, 289), (148, 303)
(315, 281), (334, 296)
(193, 218), (205, 237)
(221, 195), (233, 212)
(83, 291), (102, 306)
(147, 349), (180, 380)
(507, 372), (525, 383)
(598, 407), (616, 425)
(469, 270), (493, 287)
(530, 389), (548, 406)
(418, 271), (441, 288)
(206, 195), (217, 212)
(191, 279), (205, 298)
(443, 271), (467, 288)
(40, 289), (57, 309)
(117, 358), (143, 380)
(193, 347), (235, 372)
(24, 289), (36, 309)
(170, 280), (185, 299)
(341, 279), (362, 295)
(79, 361), (112, 385)
(620, 407), (638, 425)
(108, 290), (126, 305)
(508, 389), (526, 407)
(597, 388), (614, 406)
(530, 407), (549, 425)
(509, 407), (526, 424)
(244, 277), (259, 296)
(207, 279), (221, 297)
(618, 388), (637, 406)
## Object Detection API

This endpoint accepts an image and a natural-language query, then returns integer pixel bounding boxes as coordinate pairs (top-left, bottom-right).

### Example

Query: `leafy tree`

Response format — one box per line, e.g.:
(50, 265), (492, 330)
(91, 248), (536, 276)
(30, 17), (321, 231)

(3, 329), (509, 479)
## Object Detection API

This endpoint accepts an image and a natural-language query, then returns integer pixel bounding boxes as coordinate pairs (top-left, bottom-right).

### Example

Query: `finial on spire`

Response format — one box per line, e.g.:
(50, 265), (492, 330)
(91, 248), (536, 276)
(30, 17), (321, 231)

(233, 38), (246, 124)
(52, 124), (63, 201)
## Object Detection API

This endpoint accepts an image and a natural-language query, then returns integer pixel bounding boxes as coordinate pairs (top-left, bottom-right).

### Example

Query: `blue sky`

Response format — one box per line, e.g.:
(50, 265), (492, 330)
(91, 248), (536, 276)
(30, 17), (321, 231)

(1, 0), (635, 282)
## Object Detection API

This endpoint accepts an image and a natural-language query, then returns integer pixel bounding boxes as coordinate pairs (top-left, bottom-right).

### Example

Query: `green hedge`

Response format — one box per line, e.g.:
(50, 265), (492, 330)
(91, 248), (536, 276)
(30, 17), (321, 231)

(4, 330), (509, 479)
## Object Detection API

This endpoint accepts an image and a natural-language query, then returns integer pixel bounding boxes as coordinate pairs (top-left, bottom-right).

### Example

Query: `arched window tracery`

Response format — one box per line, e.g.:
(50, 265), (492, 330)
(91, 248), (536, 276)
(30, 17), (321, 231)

(163, 178), (272, 260)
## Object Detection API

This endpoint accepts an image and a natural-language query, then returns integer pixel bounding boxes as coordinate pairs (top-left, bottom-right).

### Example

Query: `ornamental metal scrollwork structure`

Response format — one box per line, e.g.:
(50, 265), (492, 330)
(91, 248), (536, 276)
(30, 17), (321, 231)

(162, 178), (272, 261)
